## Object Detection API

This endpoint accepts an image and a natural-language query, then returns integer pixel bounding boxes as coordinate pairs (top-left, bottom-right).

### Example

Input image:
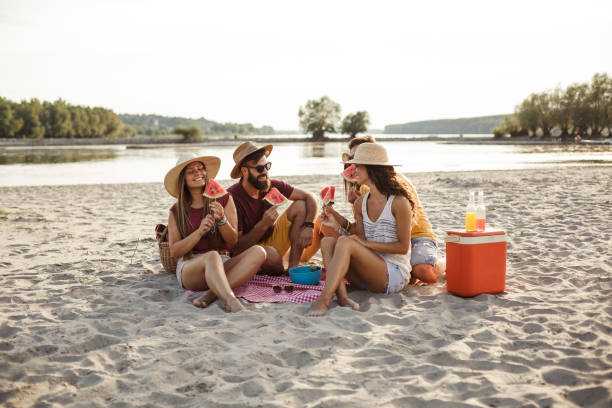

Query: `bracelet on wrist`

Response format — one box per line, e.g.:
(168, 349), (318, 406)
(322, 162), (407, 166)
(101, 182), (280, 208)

(216, 216), (227, 226)
(343, 219), (351, 231)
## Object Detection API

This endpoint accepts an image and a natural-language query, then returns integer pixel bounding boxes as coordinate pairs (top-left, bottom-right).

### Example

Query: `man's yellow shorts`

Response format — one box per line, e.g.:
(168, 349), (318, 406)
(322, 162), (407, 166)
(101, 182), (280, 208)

(259, 212), (291, 256)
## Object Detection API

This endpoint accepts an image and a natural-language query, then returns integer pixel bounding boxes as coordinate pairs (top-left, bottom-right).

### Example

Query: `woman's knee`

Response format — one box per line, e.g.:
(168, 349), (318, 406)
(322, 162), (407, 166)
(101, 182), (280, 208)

(247, 245), (267, 263)
(336, 235), (356, 250)
(199, 251), (222, 267)
(321, 236), (337, 248)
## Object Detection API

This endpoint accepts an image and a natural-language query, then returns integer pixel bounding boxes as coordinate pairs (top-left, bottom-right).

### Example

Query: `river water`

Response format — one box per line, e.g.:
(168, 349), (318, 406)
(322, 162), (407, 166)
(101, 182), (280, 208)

(1, 136), (611, 187)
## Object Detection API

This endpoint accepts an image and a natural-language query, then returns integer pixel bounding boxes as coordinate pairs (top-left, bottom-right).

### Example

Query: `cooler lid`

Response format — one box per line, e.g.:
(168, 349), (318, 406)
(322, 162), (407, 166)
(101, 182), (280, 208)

(446, 229), (506, 237)
(445, 229), (507, 244)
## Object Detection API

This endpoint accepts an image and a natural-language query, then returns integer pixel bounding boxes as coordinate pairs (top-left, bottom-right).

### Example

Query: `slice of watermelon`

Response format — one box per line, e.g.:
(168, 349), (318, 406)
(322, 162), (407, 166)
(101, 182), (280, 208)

(320, 185), (335, 206)
(203, 179), (227, 199)
(263, 187), (288, 206)
(342, 164), (358, 183)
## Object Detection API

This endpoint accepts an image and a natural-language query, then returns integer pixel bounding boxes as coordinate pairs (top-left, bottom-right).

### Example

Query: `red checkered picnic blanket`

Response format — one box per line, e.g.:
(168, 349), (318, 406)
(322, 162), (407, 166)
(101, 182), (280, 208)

(188, 275), (324, 304)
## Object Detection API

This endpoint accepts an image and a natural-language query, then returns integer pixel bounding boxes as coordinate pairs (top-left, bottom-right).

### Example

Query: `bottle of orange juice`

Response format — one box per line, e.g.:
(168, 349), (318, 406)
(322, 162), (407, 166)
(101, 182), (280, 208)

(476, 191), (486, 231)
(465, 191), (476, 231)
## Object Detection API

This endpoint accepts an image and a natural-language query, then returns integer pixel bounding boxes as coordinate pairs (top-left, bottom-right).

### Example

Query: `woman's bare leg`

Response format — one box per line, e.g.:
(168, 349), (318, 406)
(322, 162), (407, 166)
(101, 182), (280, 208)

(320, 237), (355, 308)
(305, 236), (387, 317)
(320, 236), (337, 269)
(181, 251), (244, 312)
(194, 246), (267, 308)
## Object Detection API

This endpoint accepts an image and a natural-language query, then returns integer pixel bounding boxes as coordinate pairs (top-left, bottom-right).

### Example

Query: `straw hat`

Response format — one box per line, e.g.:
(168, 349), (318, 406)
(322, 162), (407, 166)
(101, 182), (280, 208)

(230, 141), (273, 179)
(164, 153), (221, 198)
(346, 143), (400, 166)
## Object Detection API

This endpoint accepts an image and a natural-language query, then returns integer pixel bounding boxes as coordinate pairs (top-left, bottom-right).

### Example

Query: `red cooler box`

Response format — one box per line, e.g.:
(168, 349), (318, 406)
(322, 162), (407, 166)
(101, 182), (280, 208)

(444, 229), (507, 297)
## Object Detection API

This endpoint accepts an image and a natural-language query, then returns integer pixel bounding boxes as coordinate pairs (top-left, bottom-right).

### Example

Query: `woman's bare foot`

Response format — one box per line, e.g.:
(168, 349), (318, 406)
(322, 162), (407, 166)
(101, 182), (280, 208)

(220, 297), (245, 313)
(335, 284), (359, 310)
(304, 296), (331, 317)
(336, 295), (359, 311)
(193, 290), (217, 308)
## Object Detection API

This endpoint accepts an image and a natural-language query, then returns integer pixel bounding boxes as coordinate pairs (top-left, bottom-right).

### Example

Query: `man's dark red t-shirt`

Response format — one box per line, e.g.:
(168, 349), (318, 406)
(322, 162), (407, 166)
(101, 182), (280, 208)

(227, 179), (294, 241)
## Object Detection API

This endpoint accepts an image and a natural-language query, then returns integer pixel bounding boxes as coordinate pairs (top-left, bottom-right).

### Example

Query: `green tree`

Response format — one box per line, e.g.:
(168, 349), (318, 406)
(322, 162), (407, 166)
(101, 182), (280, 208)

(588, 72), (612, 135)
(42, 99), (74, 138)
(0, 97), (23, 138)
(15, 99), (45, 139)
(174, 125), (201, 142)
(341, 111), (370, 138)
(298, 96), (341, 140)
(492, 114), (521, 138)
(516, 97), (539, 136)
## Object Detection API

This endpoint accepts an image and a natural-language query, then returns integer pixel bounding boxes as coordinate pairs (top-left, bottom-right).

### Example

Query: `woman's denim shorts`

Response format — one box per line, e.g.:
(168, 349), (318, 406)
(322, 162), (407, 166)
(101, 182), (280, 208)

(410, 238), (438, 267)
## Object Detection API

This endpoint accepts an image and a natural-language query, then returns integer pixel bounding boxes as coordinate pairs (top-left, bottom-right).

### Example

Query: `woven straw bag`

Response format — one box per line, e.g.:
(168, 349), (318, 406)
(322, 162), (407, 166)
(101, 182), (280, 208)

(158, 227), (177, 274)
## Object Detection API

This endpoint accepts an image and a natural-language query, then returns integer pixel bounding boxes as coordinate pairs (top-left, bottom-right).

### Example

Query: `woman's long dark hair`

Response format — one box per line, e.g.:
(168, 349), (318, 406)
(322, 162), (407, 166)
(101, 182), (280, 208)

(364, 165), (417, 225)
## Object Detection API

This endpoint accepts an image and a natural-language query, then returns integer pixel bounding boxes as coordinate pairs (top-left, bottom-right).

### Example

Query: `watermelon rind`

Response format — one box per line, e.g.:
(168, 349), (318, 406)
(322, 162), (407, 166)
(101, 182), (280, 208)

(263, 187), (288, 206)
(342, 164), (358, 183)
(203, 179), (227, 199)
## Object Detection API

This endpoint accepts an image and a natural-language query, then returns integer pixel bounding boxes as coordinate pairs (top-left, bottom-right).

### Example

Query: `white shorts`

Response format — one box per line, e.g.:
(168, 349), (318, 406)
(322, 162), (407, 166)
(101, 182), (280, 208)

(385, 260), (410, 294)
(176, 252), (231, 289)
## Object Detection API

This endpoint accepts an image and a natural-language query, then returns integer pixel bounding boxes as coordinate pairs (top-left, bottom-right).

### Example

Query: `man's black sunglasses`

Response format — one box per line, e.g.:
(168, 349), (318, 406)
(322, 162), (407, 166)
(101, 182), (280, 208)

(243, 162), (272, 173)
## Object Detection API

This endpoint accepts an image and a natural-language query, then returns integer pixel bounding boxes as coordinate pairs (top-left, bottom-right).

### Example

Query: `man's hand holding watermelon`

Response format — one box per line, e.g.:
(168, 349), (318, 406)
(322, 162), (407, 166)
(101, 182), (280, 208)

(261, 205), (280, 228)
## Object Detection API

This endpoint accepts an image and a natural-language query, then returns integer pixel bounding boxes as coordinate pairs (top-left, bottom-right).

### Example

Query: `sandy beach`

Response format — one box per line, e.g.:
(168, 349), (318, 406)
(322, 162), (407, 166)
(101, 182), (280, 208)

(1, 166), (611, 407)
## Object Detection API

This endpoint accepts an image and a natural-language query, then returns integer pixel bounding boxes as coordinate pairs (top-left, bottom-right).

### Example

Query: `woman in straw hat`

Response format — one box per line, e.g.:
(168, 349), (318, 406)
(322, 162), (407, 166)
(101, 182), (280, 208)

(165, 153), (266, 312)
(306, 143), (418, 317)
(304, 135), (443, 285)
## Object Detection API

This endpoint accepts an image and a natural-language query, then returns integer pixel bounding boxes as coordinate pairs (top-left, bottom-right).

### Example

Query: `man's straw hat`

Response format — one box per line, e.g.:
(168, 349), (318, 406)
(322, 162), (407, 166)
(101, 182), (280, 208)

(164, 153), (221, 198)
(230, 141), (273, 179)
(346, 143), (399, 166)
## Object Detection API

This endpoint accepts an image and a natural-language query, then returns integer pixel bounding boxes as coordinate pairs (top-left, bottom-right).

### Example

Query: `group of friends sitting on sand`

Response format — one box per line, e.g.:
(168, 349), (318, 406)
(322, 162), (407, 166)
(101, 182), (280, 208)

(163, 135), (443, 315)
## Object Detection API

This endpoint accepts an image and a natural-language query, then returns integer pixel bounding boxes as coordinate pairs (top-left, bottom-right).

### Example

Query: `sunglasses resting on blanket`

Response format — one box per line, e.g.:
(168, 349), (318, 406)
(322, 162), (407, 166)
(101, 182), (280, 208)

(273, 284), (294, 293)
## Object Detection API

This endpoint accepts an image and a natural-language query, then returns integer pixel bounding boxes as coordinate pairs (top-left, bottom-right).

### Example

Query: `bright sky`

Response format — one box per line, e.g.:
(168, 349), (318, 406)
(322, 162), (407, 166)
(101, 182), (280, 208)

(1, 0), (610, 130)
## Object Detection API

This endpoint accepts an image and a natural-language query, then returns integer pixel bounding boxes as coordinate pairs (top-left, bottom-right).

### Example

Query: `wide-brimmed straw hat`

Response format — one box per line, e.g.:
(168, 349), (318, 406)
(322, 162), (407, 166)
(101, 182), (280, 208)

(346, 143), (400, 166)
(164, 153), (221, 198)
(230, 141), (273, 179)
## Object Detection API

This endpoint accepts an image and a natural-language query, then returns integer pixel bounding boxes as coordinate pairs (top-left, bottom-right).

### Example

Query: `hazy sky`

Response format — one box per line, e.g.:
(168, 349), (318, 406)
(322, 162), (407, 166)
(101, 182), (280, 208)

(1, 0), (610, 130)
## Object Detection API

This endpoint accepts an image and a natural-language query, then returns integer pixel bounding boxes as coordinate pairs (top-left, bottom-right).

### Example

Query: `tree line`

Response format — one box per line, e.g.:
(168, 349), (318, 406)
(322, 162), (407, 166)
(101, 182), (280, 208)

(0, 98), (276, 140)
(0, 97), (124, 139)
(493, 73), (611, 139)
(119, 113), (274, 137)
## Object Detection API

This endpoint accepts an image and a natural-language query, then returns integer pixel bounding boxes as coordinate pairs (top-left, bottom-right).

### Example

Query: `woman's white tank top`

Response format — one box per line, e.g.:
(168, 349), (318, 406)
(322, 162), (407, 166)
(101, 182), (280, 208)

(361, 192), (412, 277)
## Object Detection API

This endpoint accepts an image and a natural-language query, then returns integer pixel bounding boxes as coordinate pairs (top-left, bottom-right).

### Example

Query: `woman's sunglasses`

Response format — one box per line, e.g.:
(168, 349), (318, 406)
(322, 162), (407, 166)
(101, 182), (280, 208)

(244, 162), (272, 173)
(272, 284), (294, 293)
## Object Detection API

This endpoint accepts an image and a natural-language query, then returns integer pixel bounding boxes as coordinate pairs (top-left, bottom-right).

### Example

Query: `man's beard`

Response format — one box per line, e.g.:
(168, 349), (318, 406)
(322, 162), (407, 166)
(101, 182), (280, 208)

(247, 171), (270, 191)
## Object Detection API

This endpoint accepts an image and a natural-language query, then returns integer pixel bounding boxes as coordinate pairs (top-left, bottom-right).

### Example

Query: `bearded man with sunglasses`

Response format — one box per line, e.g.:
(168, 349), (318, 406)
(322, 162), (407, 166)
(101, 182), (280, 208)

(227, 142), (318, 274)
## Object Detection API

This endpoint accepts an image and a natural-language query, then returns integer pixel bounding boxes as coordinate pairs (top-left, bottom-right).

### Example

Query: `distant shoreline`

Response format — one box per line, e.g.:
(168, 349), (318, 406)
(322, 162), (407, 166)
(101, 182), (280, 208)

(1, 135), (610, 148)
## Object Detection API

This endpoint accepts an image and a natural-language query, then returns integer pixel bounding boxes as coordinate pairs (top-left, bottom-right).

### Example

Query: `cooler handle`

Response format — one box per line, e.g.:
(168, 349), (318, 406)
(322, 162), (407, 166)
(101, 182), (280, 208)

(444, 235), (460, 243)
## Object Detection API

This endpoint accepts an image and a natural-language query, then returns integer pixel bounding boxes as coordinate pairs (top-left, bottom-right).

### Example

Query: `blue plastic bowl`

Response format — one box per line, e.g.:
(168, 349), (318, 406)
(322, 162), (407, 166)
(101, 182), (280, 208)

(289, 265), (322, 285)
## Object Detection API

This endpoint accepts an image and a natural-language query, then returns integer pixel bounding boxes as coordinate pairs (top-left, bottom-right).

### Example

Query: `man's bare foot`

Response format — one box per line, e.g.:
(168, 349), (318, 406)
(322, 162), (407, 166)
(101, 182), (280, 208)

(220, 297), (245, 313)
(193, 290), (217, 308)
(304, 296), (331, 317)
(410, 264), (439, 284)
(337, 296), (359, 311)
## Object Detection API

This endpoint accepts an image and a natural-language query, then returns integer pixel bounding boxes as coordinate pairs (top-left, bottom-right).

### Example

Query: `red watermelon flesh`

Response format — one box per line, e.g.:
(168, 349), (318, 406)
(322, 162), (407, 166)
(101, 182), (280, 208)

(320, 185), (335, 206)
(263, 187), (288, 206)
(342, 164), (358, 183)
(203, 179), (227, 199)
